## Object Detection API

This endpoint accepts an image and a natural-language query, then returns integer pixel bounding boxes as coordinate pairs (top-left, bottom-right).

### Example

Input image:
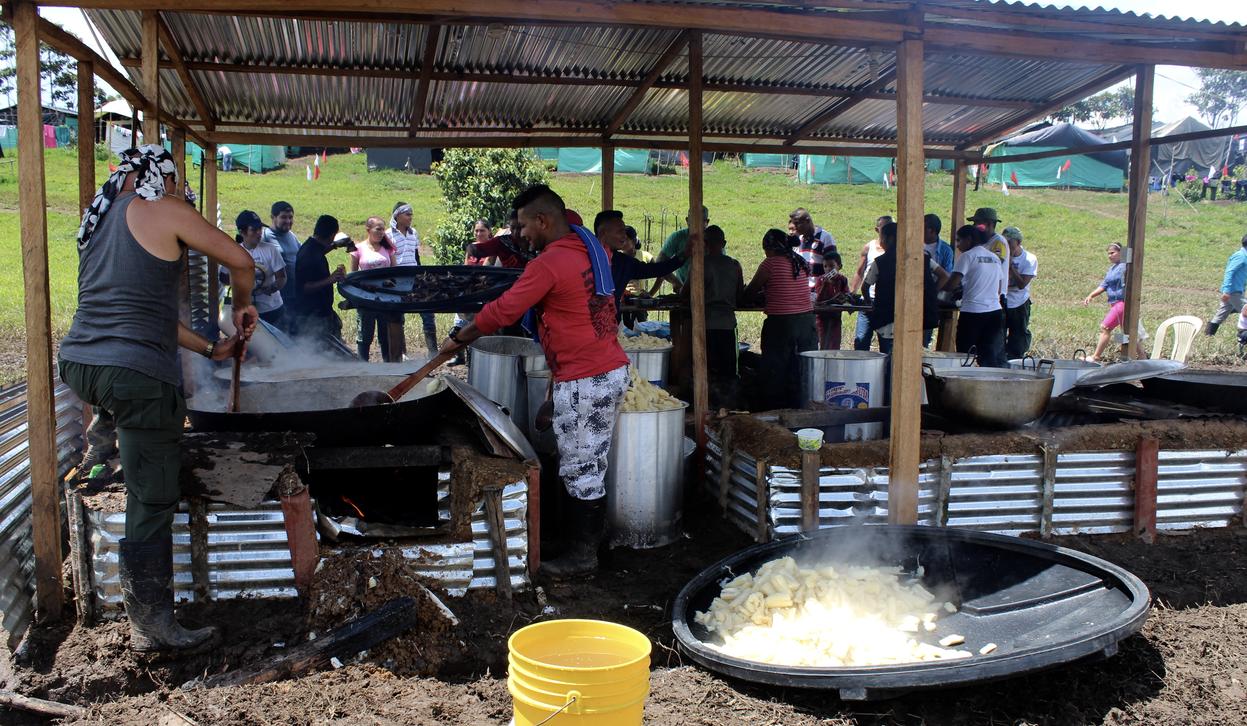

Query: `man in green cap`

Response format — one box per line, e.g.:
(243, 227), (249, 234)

(968, 207), (1010, 307)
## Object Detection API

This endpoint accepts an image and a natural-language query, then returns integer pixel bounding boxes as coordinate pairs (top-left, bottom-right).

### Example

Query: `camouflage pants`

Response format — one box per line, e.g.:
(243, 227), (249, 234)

(86, 407), (118, 455)
(552, 365), (628, 501)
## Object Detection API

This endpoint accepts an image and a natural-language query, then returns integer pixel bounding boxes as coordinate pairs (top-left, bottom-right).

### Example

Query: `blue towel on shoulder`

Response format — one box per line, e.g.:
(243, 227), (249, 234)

(571, 224), (615, 297)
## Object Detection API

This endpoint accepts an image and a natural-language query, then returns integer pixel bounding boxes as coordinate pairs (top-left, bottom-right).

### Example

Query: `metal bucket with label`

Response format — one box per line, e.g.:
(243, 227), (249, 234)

(800, 351), (888, 440)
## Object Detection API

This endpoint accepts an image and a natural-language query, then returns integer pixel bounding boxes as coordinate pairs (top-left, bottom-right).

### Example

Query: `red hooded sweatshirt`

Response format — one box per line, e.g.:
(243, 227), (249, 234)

(475, 233), (628, 382)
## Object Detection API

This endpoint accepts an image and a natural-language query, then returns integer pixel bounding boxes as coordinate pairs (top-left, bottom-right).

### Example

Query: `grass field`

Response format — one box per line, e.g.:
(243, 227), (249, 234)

(1, 147), (1244, 384)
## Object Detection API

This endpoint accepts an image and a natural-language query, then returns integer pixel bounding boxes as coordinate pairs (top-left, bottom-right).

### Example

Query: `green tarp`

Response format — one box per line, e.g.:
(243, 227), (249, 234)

(797, 155), (893, 184)
(535, 147), (560, 161)
(556, 147), (650, 173)
(742, 153), (792, 168)
(985, 146), (1123, 191)
(189, 142), (287, 172)
(926, 158), (955, 172)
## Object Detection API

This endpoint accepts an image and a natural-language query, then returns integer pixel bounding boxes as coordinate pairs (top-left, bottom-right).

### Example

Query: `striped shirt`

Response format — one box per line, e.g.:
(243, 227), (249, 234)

(759, 255), (813, 315)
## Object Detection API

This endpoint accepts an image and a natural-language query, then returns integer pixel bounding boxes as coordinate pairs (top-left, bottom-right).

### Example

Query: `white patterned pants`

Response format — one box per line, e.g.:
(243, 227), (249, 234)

(553, 365), (629, 501)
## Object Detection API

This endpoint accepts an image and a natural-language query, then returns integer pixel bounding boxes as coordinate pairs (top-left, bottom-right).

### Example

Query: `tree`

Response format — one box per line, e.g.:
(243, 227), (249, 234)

(0, 20), (91, 109)
(429, 148), (550, 264)
(1052, 86), (1134, 129)
(1186, 69), (1247, 128)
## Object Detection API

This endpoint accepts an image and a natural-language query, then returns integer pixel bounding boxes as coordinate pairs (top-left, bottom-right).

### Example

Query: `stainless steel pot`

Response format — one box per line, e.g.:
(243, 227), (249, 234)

(1008, 353), (1100, 397)
(922, 362), (1054, 429)
(606, 403), (688, 549)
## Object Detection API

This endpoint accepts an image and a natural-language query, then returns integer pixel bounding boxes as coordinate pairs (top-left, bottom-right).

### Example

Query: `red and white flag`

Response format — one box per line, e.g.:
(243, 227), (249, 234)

(321, 149), (328, 166)
(305, 164), (312, 182)
(313, 154), (321, 180)
(1001, 179), (1010, 196)
(1010, 170), (1019, 186)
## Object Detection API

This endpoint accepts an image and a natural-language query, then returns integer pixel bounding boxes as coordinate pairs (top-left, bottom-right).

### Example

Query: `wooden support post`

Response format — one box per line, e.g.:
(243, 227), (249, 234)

(188, 497), (210, 601)
(204, 143), (220, 331)
(482, 486), (513, 599)
(77, 62), (95, 215)
(1121, 67), (1154, 360)
(717, 427), (733, 509)
(1134, 436), (1158, 543)
(279, 487), (320, 595)
(800, 450), (820, 532)
(1039, 444), (1058, 539)
(753, 459), (769, 543)
(525, 461), (540, 575)
(140, 10), (160, 142)
(886, 37), (925, 526)
(688, 31), (710, 466)
(601, 144), (614, 210)
(171, 127), (186, 195)
(14, 0), (64, 623)
(64, 489), (94, 625)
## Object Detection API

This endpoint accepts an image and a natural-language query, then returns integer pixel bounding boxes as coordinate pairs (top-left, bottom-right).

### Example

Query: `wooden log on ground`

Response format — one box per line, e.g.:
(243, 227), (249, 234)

(189, 596), (421, 689)
(0, 689), (85, 719)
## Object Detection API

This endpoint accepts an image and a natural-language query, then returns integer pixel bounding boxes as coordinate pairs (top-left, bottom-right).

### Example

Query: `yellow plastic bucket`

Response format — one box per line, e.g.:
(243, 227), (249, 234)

(508, 619), (652, 725)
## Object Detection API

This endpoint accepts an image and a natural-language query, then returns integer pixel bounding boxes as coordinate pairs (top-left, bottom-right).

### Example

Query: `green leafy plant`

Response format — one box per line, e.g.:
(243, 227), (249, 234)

(429, 148), (549, 264)
(1178, 179), (1204, 204)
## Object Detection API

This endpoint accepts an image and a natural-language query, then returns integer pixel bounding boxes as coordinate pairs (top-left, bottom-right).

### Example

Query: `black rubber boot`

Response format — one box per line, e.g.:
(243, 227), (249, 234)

(1205, 321), (1220, 336)
(542, 497), (606, 579)
(119, 538), (220, 654)
(424, 331), (440, 361)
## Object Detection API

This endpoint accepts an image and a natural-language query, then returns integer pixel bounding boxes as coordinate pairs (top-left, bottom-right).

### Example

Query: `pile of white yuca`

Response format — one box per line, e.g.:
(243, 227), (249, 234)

(618, 332), (670, 350)
(620, 366), (685, 412)
(694, 556), (985, 667)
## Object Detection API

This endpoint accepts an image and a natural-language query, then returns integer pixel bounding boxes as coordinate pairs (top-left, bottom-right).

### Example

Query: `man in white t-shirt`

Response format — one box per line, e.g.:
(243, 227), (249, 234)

(1003, 226), (1038, 360)
(944, 227), (1006, 367)
(968, 207), (1011, 301)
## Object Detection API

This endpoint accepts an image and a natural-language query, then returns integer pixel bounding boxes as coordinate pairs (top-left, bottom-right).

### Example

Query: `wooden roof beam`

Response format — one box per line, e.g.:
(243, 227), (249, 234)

(156, 12), (214, 131)
(408, 24), (441, 135)
(958, 65), (1136, 149)
(35, 14), (147, 109)
(604, 30), (689, 139)
(784, 68), (898, 145)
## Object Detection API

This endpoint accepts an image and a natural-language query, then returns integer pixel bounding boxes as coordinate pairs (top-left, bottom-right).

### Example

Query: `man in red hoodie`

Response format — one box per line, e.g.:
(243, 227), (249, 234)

(440, 185), (629, 576)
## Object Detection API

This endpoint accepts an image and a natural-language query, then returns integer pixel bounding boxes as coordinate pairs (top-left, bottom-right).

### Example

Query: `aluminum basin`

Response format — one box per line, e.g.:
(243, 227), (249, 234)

(672, 525), (1150, 701)
(923, 366), (1053, 429)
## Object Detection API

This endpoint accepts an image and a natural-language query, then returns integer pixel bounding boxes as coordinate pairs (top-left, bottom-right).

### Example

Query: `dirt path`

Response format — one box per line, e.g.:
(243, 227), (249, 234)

(5, 506), (1247, 725)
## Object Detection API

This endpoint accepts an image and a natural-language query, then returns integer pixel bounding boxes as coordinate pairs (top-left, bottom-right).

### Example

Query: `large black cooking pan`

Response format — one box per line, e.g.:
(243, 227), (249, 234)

(1141, 369), (1247, 415)
(672, 525), (1149, 701)
(338, 265), (521, 313)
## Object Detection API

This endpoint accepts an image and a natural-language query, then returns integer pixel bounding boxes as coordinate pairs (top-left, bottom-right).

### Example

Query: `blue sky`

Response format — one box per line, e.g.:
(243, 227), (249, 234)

(29, 2), (1247, 128)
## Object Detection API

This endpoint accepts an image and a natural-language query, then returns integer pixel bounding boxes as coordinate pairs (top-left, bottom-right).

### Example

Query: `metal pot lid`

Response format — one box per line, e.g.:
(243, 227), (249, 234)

(442, 375), (539, 461)
(1071, 359), (1185, 388)
(927, 366), (1051, 381)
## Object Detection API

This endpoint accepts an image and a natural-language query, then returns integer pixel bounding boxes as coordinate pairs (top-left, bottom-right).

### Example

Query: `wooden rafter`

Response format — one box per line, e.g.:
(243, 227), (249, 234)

(35, 16), (148, 109)
(958, 66), (1136, 149)
(784, 69), (898, 145)
(604, 30), (689, 139)
(408, 24), (441, 135)
(156, 13), (215, 131)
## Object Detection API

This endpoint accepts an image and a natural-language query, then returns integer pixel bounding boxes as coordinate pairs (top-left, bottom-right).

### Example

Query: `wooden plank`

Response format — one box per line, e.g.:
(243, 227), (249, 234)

(688, 31), (709, 476)
(0, 690), (84, 720)
(203, 142), (220, 332)
(188, 497), (210, 601)
(601, 144), (614, 210)
(604, 30), (689, 138)
(156, 13), (215, 131)
(753, 458), (768, 543)
(77, 62), (96, 216)
(784, 69), (898, 145)
(716, 427), (733, 510)
(141, 10), (161, 142)
(1133, 436), (1159, 543)
(14, 0), (64, 623)
(37, 16), (148, 111)
(800, 450), (820, 532)
(1121, 67), (1153, 360)
(191, 597), (426, 688)
(1040, 444), (1058, 539)
(482, 486), (513, 599)
(64, 489), (95, 625)
(408, 24), (441, 135)
(886, 37), (924, 527)
(525, 461), (540, 576)
(279, 487), (320, 594)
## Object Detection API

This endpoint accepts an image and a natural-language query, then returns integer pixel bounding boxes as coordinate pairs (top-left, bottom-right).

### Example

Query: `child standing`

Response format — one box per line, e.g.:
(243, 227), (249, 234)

(814, 251), (849, 350)
(1083, 242), (1126, 362)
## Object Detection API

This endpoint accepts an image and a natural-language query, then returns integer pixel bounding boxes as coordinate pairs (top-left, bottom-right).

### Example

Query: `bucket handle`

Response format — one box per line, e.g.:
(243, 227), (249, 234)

(1018, 354), (1037, 370)
(1037, 359), (1056, 376)
(962, 347), (978, 367)
(535, 690), (581, 724)
(1072, 348), (1089, 361)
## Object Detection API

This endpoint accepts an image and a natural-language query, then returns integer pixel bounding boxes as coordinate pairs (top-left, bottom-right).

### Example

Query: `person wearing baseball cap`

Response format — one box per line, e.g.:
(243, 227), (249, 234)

(229, 210), (288, 328)
(1002, 226), (1038, 359)
(969, 207), (1011, 306)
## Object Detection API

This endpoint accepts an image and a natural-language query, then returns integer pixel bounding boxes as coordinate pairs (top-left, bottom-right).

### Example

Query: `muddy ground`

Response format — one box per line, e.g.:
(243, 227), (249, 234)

(4, 494), (1246, 726)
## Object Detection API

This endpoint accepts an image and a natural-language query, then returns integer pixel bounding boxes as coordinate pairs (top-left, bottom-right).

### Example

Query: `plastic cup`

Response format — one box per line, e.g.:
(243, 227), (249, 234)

(796, 428), (824, 451)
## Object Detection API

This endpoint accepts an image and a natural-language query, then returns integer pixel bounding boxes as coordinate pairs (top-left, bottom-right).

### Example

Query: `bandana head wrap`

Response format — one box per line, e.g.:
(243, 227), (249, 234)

(77, 144), (177, 249)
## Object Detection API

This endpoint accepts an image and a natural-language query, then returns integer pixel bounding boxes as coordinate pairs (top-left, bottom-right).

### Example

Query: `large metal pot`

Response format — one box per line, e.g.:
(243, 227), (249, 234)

(799, 351), (889, 440)
(1008, 354), (1100, 397)
(623, 344), (673, 387)
(921, 351), (973, 404)
(605, 402), (688, 549)
(922, 363), (1054, 429)
(468, 336), (546, 431)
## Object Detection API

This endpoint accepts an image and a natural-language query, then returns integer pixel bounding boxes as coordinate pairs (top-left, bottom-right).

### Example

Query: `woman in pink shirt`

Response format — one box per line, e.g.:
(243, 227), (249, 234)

(745, 228), (817, 410)
(350, 216), (396, 361)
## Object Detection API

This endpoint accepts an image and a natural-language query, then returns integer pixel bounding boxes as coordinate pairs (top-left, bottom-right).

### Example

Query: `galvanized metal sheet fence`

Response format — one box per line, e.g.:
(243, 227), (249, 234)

(706, 429), (1246, 542)
(0, 382), (84, 650)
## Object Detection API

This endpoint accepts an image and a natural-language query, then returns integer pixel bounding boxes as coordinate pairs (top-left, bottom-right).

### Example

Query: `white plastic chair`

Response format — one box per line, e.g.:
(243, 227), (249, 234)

(1150, 315), (1202, 362)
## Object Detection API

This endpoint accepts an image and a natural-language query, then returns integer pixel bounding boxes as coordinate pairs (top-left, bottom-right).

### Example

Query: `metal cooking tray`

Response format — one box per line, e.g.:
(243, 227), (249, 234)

(672, 525), (1149, 701)
(338, 265), (521, 313)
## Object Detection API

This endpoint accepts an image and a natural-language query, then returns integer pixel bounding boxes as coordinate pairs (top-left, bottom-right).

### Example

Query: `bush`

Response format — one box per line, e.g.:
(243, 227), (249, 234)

(94, 142), (112, 162)
(428, 149), (549, 264)
(1178, 179), (1204, 204)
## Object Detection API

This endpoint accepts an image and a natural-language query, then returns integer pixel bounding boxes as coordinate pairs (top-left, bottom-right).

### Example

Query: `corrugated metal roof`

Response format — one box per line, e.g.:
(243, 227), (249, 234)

(80, 4), (1243, 149)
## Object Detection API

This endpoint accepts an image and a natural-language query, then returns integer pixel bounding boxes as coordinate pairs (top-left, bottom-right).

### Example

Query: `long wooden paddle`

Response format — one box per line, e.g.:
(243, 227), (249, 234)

(229, 345), (243, 413)
(350, 351), (455, 407)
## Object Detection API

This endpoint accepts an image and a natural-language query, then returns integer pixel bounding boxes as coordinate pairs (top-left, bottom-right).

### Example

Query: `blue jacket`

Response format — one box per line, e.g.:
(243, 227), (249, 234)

(611, 252), (684, 322)
(1222, 248), (1247, 294)
(929, 238), (955, 272)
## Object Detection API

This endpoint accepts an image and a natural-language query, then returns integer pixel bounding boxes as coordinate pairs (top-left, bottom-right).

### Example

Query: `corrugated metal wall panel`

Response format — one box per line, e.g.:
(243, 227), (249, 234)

(1051, 451), (1134, 535)
(1155, 450), (1247, 530)
(945, 455), (1043, 535)
(0, 383), (84, 649)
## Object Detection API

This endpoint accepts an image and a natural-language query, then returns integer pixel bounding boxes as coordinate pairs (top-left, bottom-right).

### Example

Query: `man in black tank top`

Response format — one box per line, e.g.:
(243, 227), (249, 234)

(59, 146), (258, 654)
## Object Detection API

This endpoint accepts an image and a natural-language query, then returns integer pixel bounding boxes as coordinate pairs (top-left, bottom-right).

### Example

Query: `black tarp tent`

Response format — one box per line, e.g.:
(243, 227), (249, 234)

(1149, 117), (1237, 178)
(365, 147), (435, 172)
(985, 122), (1128, 191)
